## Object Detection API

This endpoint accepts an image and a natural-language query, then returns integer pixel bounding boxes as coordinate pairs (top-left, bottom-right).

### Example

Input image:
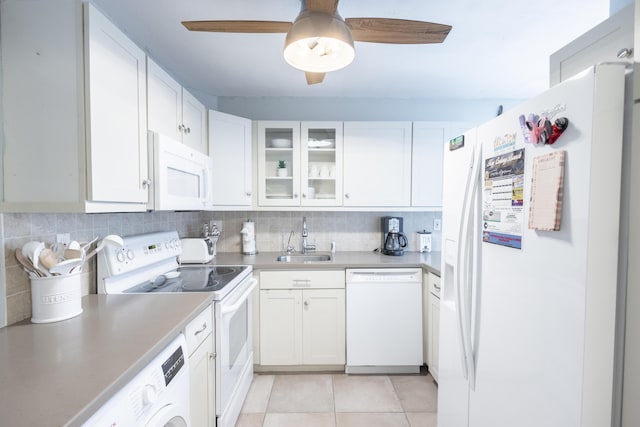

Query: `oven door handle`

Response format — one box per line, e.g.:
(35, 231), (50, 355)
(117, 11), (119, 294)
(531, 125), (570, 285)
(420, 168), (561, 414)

(220, 278), (257, 315)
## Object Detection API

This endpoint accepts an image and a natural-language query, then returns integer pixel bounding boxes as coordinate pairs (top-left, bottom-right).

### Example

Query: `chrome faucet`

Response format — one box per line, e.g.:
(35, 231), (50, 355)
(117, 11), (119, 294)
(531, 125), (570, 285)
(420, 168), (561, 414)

(301, 216), (316, 254)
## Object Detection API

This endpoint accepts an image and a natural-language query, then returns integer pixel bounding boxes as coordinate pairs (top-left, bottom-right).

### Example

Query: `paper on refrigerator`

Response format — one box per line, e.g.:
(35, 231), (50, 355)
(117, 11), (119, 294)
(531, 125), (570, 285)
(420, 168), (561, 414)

(482, 147), (525, 249)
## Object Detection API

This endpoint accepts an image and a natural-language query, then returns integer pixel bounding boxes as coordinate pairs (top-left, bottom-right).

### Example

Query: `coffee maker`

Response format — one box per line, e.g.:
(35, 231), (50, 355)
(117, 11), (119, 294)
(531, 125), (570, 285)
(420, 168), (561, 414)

(381, 216), (408, 256)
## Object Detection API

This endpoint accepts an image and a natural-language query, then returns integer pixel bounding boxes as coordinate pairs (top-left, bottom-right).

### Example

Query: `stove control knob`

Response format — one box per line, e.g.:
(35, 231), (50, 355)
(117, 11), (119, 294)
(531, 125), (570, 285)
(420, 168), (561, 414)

(116, 252), (125, 262)
(141, 384), (157, 406)
(126, 250), (134, 260)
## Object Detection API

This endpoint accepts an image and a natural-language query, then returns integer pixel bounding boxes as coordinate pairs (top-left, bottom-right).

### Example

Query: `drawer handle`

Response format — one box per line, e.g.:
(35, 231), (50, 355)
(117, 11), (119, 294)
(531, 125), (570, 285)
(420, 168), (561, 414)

(293, 279), (311, 287)
(194, 322), (208, 336)
(434, 284), (441, 291)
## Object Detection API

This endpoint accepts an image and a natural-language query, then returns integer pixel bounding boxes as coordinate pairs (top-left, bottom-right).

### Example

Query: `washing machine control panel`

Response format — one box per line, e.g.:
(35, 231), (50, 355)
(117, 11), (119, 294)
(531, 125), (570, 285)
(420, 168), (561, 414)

(81, 335), (189, 426)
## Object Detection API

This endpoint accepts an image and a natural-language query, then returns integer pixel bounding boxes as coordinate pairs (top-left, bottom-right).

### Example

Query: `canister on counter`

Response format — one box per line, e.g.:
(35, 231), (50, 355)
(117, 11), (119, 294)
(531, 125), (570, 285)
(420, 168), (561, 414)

(417, 230), (432, 253)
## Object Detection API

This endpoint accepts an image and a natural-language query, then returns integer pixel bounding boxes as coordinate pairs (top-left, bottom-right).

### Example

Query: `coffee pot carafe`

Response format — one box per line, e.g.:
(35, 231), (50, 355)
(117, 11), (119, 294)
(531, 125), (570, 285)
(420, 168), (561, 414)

(384, 231), (408, 255)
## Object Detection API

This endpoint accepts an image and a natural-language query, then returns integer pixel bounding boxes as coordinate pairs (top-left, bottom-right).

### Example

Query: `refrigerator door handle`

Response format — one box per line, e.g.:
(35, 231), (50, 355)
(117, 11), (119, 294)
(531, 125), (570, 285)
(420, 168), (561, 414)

(465, 143), (483, 391)
(455, 143), (479, 382)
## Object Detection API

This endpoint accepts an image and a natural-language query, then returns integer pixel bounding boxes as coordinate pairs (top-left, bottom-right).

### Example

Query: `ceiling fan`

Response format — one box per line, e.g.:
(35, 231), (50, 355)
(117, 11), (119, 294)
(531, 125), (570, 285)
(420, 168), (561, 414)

(182, 0), (451, 85)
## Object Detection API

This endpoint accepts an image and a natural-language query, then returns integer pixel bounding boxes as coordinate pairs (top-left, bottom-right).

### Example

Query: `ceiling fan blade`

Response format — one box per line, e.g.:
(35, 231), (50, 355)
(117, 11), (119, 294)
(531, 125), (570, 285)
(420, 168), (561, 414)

(182, 20), (292, 33)
(305, 72), (325, 85)
(305, 0), (340, 15)
(346, 18), (451, 44)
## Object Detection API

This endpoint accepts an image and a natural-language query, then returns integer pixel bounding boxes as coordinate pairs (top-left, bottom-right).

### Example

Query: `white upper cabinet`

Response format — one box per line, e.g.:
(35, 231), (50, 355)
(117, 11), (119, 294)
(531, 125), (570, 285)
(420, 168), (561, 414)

(147, 58), (207, 154)
(411, 122), (474, 208)
(209, 111), (253, 208)
(1, 0), (148, 212)
(257, 121), (343, 207)
(549, 4), (633, 86)
(343, 121), (412, 207)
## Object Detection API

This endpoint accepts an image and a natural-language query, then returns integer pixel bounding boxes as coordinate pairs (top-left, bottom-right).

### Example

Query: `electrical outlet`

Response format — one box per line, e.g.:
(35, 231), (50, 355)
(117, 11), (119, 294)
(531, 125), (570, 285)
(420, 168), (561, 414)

(56, 233), (70, 244)
(433, 219), (442, 231)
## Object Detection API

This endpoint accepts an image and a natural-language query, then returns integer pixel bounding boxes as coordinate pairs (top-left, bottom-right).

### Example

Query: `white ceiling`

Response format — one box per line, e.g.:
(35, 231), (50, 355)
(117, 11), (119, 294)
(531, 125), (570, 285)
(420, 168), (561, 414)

(90, 0), (610, 101)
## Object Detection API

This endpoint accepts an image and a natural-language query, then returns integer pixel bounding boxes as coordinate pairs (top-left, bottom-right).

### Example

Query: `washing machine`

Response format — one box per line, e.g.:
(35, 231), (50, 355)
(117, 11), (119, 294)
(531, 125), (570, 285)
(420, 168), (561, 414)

(83, 334), (191, 426)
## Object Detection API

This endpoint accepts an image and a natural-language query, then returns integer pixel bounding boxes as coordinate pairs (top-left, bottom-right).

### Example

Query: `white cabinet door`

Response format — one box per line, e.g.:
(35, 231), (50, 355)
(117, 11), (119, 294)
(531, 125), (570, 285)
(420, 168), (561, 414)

(209, 111), (253, 207)
(411, 122), (474, 208)
(260, 289), (303, 365)
(257, 121), (302, 206)
(190, 335), (215, 427)
(429, 292), (440, 382)
(427, 272), (441, 382)
(182, 90), (208, 154)
(147, 58), (208, 154)
(85, 4), (148, 204)
(303, 289), (346, 365)
(422, 272), (430, 365)
(411, 123), (444, 208)
(343, 121), (412, 207)
(301, 122), (343, 206)
(147, 58), (183, 142)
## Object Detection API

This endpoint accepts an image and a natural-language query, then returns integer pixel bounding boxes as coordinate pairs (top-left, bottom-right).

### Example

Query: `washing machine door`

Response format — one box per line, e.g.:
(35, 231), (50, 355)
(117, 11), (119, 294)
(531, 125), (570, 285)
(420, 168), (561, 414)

(145, 403), (189, 427)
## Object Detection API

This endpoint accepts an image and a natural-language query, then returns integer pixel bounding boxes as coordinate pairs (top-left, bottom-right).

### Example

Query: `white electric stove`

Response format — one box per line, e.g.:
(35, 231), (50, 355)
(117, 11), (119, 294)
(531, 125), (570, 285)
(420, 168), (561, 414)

(97, 231), (256, 427)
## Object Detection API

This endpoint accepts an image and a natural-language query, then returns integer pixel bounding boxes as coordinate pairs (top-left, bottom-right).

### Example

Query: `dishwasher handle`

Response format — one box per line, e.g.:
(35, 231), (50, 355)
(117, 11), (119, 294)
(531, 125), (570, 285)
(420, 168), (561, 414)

(346, 269), (422, 283)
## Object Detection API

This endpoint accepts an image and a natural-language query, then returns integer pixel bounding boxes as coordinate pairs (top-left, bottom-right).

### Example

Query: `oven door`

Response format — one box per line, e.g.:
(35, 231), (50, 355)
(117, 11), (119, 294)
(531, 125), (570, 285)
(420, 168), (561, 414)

(215, 276), (257, 420)
(148, 131), (213, 211)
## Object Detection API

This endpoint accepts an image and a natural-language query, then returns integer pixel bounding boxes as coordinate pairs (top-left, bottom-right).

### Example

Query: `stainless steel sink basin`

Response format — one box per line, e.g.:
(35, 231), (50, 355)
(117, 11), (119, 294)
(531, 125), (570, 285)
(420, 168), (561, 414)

(276, 254), (333, 263)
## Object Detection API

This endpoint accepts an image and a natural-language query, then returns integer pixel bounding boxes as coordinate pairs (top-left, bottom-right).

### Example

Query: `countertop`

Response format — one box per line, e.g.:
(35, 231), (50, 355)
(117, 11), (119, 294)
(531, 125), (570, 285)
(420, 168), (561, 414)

(0, 293), (212, 427)
(0, 251), (440, 427)
(211, 251), (442, 275)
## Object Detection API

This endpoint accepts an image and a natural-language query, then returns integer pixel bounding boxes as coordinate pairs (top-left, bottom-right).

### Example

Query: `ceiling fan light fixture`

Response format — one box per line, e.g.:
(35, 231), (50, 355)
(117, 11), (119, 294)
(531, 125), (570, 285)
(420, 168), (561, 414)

(283, 11), (355, 73)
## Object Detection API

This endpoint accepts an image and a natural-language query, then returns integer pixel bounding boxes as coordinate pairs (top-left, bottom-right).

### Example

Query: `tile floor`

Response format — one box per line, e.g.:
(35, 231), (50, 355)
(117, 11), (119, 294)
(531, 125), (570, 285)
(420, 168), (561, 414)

(235, 373), (438, 427)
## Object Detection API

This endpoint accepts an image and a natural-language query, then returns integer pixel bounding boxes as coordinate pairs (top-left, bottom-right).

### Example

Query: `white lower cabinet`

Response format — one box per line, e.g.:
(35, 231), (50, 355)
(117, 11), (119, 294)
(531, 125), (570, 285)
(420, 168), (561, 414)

(427, 272), (441, 382)
(185, 304), (215, 427)
(259, 270), (345, 366)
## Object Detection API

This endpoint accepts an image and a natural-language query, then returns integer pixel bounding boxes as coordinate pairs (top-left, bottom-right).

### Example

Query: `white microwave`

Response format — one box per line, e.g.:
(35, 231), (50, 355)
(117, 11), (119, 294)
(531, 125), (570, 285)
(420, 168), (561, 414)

(147, 131), (213, 211)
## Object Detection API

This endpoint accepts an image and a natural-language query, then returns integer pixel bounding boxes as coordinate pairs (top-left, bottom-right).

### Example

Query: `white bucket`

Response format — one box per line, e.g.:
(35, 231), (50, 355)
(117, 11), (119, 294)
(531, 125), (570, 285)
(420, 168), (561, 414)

(30, 272), (83, 323)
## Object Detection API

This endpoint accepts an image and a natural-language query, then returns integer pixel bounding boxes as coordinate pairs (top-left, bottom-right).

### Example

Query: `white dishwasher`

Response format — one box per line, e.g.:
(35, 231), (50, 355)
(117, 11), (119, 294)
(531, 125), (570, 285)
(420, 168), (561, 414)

(346, 268), (423, 374)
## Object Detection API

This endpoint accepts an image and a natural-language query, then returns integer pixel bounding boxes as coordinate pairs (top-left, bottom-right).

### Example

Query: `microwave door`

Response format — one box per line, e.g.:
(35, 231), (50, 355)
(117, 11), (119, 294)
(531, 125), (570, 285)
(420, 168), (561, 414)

(150, 133), (212, 211)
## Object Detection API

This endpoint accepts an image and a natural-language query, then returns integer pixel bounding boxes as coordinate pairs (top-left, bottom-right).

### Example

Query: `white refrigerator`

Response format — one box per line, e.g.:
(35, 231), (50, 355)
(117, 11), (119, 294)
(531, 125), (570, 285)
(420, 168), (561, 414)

(438, 64), (628, 427)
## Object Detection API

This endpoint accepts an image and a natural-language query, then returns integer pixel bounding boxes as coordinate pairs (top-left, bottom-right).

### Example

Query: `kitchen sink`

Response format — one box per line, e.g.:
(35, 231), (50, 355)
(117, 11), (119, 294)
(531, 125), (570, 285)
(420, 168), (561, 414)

(276, 254), (333, 263)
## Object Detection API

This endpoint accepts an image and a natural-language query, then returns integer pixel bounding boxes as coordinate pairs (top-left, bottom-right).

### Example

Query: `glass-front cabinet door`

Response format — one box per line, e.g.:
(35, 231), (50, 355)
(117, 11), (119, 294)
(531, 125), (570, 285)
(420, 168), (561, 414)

(301, 122), (343, 206)
(258, 121), (301, 206)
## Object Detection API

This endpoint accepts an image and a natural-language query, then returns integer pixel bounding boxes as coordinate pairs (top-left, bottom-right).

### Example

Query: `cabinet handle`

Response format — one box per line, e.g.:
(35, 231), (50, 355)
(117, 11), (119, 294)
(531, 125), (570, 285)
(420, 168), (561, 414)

(434, 283), (441, 291)
(345, 193), (350, 199)
(293, 279), (311, 287)
(294, 193), (299, 199)
(302, 193), (307, 198)
(178, 124), (184, 132)
(186, 127), (191, 134)
(617, 47), (633, 58)
(142, 179), (152, 188)
(194, 322), (208, 336)
(246, 191), (252, 197)
(304, 300), (309, 307)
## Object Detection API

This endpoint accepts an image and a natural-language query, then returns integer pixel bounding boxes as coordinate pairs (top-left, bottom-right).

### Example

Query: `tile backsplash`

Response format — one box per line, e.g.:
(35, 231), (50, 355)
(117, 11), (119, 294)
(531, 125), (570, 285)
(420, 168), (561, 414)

(1, 210), (441, 326)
